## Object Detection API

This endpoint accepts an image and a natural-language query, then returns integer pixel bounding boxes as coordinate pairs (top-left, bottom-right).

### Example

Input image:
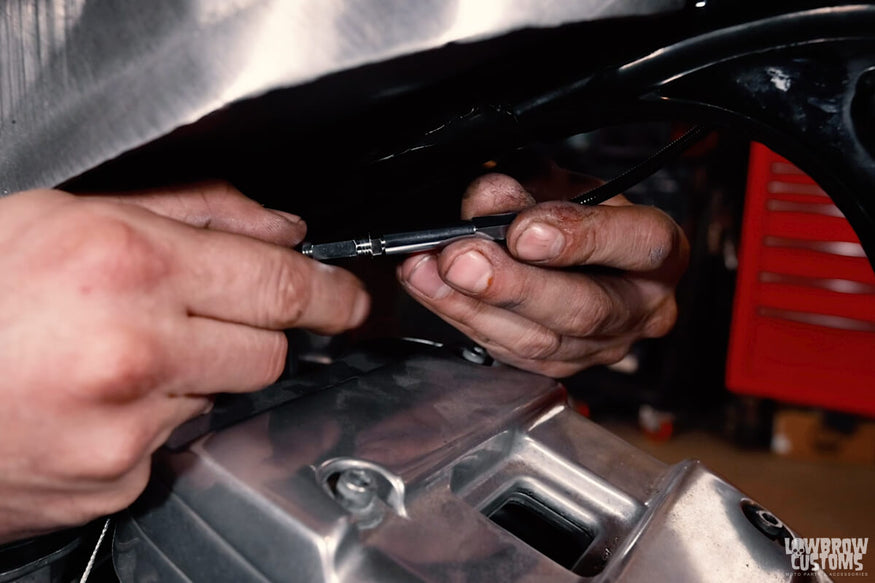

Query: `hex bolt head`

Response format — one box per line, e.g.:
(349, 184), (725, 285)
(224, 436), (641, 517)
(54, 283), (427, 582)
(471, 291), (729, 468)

(741, 500), (786, 540)
(460, 344), (492, 366)
(335, 468), (378, 511)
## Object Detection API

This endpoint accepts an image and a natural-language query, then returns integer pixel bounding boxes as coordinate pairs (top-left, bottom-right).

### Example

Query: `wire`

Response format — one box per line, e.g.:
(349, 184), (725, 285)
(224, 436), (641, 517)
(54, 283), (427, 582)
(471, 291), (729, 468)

(570, 125), (712, 206)
(300, 125), (715, 261)
(79, 517), (111, 583)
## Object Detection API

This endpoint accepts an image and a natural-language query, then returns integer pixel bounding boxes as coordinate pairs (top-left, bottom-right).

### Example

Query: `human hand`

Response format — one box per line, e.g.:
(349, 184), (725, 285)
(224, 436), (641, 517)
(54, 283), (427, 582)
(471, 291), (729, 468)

(398, 173), (688, 378)
(0, 182), (369, 543)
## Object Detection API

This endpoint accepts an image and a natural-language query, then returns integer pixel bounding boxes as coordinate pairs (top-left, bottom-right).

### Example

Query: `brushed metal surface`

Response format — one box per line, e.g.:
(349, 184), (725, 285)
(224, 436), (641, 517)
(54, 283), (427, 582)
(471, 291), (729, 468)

(0, 0), (683, 195)
(115, 348), (803, 582)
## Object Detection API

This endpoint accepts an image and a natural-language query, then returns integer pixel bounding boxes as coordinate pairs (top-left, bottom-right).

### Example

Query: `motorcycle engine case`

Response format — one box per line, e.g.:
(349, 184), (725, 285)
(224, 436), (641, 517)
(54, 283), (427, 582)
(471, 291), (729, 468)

(113, 347), (809, 582)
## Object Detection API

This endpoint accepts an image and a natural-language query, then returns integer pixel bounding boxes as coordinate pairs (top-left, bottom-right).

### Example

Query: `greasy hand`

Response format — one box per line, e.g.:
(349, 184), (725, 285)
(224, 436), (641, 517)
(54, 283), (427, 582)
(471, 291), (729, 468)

(398, 173), (687, 377)
(0, 182), (369, 543)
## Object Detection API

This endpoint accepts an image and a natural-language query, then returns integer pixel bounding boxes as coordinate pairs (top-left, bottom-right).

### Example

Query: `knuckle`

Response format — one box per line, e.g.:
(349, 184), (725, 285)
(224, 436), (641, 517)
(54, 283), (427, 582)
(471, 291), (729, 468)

(514, 327), (562, 361)
(73, 328), (163, 403)
(64, 211), (170, 291)
(491, 271), (530, 311)
(463, 173), (532, 208)
(83, 432), (149, 482)
(568, 292), (615, 337)
(643, 301), (678, 338)
(192, 179), (239, 204)
(575, 225), (600, 265)
(450, 291), (491, 324)
(641, 211), (682, 270)
(86, 460), (151, 516)
(98, 445), (143, 482)
(267, 255), (311, 325)
(549, 203), (601, 263)
(212, 179), (240, 199)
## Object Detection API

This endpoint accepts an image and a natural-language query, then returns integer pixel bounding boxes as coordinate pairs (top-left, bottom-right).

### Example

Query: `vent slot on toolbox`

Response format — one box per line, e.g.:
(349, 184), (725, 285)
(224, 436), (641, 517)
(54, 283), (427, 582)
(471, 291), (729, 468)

(726, 143), (875, 416)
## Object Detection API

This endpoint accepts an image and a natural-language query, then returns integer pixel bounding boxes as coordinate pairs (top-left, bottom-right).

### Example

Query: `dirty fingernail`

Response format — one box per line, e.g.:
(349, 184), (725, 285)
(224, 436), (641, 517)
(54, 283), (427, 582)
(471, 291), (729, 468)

(406, 255), (452, 299)
(445, 250), (493, 294)
(515, 222), (565, 261)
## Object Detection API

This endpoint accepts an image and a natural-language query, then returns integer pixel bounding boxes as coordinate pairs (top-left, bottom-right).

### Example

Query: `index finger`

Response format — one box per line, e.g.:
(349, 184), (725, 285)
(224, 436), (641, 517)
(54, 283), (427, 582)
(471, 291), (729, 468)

(81, 180), (307, 247)
(507, 201), (689, 275)
(163, 221), (370, 335)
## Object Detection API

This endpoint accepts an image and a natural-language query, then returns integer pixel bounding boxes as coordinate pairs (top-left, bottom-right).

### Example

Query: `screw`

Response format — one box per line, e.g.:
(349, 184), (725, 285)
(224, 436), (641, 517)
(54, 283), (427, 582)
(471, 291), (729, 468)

(741, 500), (785, 539)
(335, 468), (378, 511)
(460, 344), (492, 365)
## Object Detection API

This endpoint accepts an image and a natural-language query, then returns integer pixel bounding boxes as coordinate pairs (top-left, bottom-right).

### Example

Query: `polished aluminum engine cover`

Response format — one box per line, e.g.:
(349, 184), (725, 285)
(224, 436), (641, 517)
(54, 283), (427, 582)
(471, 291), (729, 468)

(114, 348), (808, 582)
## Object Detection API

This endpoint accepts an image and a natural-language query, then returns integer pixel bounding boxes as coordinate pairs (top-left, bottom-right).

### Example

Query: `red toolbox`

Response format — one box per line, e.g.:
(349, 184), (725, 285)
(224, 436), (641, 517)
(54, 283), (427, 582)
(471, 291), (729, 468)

(726, 143), (875, 417)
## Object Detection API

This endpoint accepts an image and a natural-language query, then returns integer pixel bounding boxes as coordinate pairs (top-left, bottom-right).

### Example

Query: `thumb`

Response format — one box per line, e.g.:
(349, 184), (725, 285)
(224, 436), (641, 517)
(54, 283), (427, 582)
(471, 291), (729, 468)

(460, 173), (535, 219)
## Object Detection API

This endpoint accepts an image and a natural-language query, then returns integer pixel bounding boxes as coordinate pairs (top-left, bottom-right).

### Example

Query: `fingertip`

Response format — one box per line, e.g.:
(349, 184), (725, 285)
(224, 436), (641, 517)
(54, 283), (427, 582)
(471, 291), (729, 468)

(398, 252), (439, 285)
(460, 173), (535, 219)
(509, 221), (566, 263)
(398, 253), (427, 282)
(348, 290), (371, 328)
(268, 208), (303, 225)
(265, 211), (307, 247)
(285, 218), (308, 247)
(400, 253), (452, 300)
(183, 181), (307, 247)
(442, 249), (494, 295)
(507, 201), (599, 266)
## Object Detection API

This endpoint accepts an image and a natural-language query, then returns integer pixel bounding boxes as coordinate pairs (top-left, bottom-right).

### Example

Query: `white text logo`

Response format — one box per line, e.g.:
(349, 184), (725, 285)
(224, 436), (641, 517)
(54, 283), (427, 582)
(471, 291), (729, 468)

(785, 537), (868, 575)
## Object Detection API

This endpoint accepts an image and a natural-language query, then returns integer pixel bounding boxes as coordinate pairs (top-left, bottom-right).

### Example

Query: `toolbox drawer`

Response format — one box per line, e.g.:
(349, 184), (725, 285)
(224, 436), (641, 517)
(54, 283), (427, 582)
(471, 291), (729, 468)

(726, 143), (875, 416)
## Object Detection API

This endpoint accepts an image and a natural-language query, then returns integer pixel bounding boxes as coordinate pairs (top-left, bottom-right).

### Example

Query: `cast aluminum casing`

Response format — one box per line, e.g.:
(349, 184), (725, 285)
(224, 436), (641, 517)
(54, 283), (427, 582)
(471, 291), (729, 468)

(113, 348), (815, 582)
